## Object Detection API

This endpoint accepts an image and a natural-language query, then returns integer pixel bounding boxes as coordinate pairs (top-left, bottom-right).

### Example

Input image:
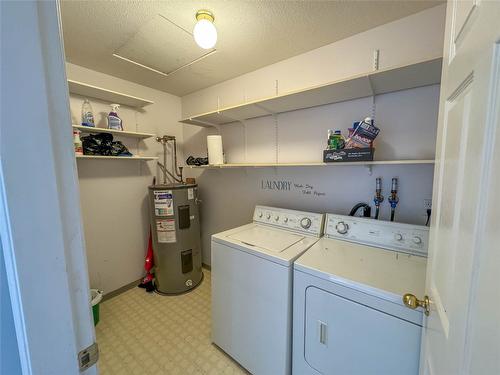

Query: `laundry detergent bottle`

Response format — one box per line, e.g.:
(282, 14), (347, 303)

(107, 104), (123, 130)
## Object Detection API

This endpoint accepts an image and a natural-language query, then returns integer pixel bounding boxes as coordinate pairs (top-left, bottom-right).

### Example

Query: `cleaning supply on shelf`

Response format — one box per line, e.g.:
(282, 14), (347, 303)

(107, 104), (123, 130)
(327, 130), (345, 150)
(345, 117), (380, 149)
(81, 99), (95, 127)
(73, 130), (83, 155)
(207, 135), (224, 164)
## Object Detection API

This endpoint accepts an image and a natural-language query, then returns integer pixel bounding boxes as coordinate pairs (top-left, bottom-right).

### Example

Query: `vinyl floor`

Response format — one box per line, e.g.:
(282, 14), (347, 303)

(96, 270), (248, 374)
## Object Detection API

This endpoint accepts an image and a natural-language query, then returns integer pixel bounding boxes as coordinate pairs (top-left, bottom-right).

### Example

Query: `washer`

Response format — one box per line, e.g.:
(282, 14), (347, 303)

(211, 205), (324, 375)
(293, 214), (429, 375)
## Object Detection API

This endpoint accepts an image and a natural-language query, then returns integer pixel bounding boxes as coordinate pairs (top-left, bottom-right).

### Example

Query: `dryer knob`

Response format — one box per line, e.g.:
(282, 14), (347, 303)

(266, 213), (271, 220)
(336, 221), (349, 234)
(394, 233), (403, 241)
(283, 217), (289, 223)
(258, 212), (263, 218)
(300, 217), (312, 229)
(274, 215), (280, 221)
(413, 236), (422, 245)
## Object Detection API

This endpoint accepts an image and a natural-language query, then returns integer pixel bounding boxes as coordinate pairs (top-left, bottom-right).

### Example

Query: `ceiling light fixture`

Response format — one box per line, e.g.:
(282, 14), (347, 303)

(193, 10), (217, 49)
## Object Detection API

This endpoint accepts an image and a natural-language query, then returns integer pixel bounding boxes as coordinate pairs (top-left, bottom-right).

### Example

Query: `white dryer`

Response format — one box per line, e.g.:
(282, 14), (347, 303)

(212, 206), (324, 375)
(293, 214), (429, 375)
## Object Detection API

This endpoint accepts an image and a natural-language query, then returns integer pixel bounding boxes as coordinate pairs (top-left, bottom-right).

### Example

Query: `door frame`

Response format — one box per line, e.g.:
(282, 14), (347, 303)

(0, 1), (96, 374)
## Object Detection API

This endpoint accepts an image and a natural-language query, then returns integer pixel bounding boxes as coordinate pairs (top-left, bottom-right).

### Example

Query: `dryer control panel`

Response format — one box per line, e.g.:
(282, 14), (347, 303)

(325, 214), (429, 257)
(253, 206), (324, 237)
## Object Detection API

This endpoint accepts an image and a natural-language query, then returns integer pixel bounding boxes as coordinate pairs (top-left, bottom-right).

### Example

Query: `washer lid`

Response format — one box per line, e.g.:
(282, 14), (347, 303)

(227, 226), (304, 253)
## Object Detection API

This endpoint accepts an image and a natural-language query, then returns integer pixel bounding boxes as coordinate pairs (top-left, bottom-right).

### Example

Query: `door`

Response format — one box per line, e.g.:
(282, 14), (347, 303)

(0, 1), (97, 374)
(419, 1), (500, 374)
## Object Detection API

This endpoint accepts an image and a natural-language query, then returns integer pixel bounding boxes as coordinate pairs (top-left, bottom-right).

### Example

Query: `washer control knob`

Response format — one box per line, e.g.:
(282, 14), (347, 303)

(412, 236), (422, 245)
(336, 221), (349, 234)
(266, 213), (271, 220)
(394, 233), (403, 241)
(274, 215), (280, 221)
(283, 217), (289, 223)
(258, 212), (263, 218)
(300, 217), (312, 229)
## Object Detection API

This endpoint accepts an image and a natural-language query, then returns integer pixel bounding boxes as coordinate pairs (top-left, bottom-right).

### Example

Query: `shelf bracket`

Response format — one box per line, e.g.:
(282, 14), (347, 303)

(188, 118), (221, 132)
(253, 103), (276, 116)
(373, 49), (380, 71)
(365, 164), (373, 176)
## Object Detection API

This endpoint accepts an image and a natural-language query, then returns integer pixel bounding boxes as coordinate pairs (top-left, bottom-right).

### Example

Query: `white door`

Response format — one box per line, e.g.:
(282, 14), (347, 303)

(0, 1), (97, 374)
(419, 1), (500, 374)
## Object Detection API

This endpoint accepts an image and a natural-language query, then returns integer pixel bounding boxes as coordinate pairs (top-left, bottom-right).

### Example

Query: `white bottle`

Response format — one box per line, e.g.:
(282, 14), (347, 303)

(73, 130), (83, 155)
(107, 104), (123, 130)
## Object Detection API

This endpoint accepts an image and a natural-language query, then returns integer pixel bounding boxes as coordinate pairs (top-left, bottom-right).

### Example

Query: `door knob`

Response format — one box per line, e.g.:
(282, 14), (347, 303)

(403, 293), (430, 316)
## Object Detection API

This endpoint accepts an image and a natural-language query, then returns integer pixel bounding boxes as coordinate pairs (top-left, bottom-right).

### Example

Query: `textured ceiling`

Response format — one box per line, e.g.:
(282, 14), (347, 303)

(60, 0), (443, 96)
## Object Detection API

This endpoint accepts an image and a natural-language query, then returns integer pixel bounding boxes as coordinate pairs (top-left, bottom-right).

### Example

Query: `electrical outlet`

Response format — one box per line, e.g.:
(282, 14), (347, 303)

(424, 199), (432, 209)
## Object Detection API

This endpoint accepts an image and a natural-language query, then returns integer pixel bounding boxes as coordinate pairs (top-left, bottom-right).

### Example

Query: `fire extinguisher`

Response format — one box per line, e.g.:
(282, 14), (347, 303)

(138, 230), (155, 292)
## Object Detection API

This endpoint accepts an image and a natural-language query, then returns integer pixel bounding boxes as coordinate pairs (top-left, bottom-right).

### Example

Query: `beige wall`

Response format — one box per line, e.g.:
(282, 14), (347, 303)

(67, 63), (181, 294)
(182, 5), (446, 117)
(181, 6), (446, 265)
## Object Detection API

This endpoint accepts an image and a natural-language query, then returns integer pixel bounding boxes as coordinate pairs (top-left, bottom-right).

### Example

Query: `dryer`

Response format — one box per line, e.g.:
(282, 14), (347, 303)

(211, 206), (324, 375)
(293, 214), (429, 375)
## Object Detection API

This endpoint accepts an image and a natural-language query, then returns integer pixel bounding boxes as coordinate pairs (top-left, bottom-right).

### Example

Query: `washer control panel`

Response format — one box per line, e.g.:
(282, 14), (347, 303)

(253, 206), (324, 236)
(325, 214), (429, 256)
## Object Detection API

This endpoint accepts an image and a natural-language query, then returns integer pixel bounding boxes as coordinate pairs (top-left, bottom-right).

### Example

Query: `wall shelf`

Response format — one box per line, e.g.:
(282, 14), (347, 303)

(184, 160), (435, 169)
(76, 155), (158, 161)
(72, 125), (155, 139)
(68, 79), (154, 108)
(180, 57), (442, 127)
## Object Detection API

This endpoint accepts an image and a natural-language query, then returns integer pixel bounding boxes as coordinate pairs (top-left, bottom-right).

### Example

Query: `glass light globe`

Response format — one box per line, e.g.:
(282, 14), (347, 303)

(193, 19), (217, 49)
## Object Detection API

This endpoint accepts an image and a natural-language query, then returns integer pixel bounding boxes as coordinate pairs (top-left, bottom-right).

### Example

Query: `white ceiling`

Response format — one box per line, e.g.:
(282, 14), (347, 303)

(60, 0), (442, 97)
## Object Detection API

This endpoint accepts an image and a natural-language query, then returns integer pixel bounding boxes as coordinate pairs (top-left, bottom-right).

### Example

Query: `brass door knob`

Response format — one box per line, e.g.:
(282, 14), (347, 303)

(403, 293), (430, 316)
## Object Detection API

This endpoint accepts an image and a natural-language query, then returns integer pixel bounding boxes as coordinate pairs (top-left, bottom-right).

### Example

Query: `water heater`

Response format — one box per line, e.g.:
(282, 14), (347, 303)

(148, 183), (203, 294)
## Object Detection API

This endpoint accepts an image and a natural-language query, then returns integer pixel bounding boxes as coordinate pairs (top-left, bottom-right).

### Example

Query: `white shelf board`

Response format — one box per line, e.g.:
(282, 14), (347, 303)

(76, 155), (158, 161)
(72, 125), (155, 139)
(180, 57), (442, 127)
(68, 79), (154, 108)
(184, 160), (435, 169)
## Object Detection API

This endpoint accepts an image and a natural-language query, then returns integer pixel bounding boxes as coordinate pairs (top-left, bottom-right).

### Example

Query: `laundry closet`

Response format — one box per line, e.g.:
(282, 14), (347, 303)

(59, 2), (447, 374)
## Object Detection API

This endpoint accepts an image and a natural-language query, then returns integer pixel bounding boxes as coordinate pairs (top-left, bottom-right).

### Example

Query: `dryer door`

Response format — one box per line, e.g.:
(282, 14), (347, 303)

(304, 286), (421, 375)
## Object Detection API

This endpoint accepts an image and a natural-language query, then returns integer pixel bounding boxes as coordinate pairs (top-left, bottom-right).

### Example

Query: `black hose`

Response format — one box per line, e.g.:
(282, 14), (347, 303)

(374, 206), (380, 220)
(349, 203), (371, 217)
(390, 209), (395, 222)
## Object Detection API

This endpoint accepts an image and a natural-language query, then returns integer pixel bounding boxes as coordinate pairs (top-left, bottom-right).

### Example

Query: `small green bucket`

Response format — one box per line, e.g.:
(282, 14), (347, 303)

(90, 289), (103, 326)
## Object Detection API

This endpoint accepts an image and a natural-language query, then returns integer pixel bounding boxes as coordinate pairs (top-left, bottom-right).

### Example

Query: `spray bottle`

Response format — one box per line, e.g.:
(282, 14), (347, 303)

(107, 104), (123, 130)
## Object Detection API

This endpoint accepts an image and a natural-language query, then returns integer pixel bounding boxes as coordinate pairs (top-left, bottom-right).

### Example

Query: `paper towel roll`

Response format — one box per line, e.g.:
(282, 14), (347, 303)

(207, 135), (224, 165)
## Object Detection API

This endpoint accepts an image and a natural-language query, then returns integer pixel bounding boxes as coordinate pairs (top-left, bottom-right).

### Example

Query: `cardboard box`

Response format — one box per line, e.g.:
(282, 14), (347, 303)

(323, 148), (374, 162)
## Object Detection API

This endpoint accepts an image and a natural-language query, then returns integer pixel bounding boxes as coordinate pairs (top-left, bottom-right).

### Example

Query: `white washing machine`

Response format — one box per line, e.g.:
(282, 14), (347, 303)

(211, 206), (324, 375)
(293, 214), (429, 375)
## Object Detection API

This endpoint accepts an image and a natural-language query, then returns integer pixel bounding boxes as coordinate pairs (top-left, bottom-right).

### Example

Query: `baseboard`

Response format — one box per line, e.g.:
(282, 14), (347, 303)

(102, 278), (142, 302)
(103, 264), (211, 302)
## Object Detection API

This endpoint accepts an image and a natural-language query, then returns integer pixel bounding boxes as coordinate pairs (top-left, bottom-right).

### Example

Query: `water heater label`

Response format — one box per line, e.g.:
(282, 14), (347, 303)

(153, 190), (174, 216)
(156, 219), (176, 243)
(188, 188), (194, 200)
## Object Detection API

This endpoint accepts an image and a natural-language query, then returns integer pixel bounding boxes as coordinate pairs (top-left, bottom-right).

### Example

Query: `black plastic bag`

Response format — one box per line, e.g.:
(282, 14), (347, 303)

(82, 133), (132, 156)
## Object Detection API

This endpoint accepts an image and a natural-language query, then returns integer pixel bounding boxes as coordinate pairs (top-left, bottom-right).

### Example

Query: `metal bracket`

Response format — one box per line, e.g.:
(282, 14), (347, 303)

(365, 164), (373, 176)
(78, 342), (99, 372)
(373, 49), (380, 71)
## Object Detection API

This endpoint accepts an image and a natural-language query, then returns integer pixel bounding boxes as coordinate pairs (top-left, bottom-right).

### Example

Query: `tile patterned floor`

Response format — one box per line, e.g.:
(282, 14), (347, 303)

(96, 270), (248, 375)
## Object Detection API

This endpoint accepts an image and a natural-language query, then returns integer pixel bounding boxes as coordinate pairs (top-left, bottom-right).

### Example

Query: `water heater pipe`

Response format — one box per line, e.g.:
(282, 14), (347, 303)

(156, 135), (183, 184)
